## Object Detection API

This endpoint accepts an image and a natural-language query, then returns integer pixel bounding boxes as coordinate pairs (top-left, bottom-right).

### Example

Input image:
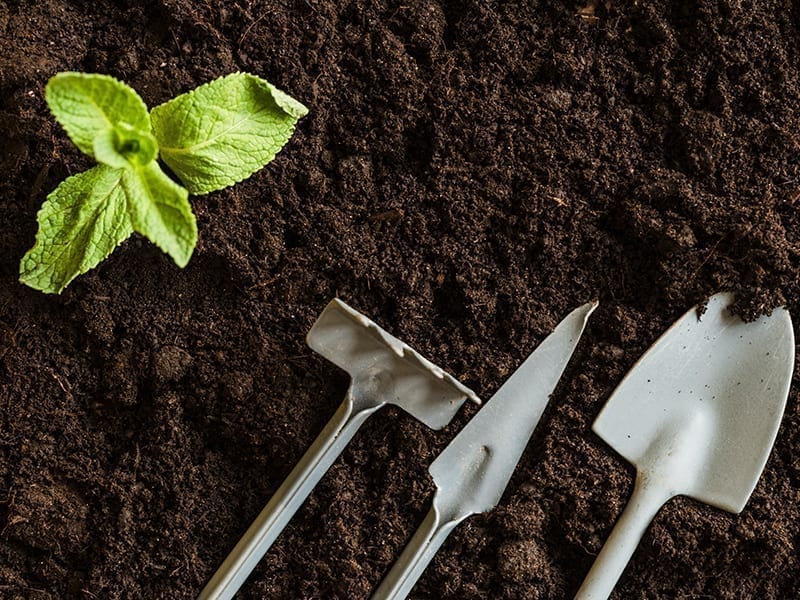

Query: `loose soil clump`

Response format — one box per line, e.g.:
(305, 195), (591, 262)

(2, 1), (800, 598)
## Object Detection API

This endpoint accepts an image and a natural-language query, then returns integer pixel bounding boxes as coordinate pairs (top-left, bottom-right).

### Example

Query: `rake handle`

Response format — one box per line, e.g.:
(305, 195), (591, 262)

(198, 394), (380, 600)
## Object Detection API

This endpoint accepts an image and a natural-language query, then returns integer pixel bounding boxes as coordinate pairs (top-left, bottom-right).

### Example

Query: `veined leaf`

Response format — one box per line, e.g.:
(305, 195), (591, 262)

(122, 162), (197, 267)
(21, 69), (307, 294)
(19, 165), (133, 294)
(150, 72), (308, 195)
(46, 72), (150, 157)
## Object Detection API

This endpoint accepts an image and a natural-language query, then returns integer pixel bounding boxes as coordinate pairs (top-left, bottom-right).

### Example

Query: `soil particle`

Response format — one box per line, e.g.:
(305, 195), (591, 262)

(3, 0), (800, 598)
(5, 481), (89, 554)
(153, 345), (193, 384)
(498, 539), (550, 583)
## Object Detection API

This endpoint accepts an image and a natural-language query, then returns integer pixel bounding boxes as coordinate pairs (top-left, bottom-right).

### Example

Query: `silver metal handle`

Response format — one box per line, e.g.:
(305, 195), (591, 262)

(199, 394), (380, 600)
(371, 504), (463, 600)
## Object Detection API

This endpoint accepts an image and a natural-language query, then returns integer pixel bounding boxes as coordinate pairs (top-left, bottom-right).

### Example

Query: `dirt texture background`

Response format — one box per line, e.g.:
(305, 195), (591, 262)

(2, 0), (800, 598)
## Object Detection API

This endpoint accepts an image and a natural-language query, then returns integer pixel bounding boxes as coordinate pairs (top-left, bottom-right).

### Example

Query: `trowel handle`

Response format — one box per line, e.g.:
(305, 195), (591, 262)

(198, 396), (380, 600)
(371, 505), (461, 600)
(574, 474), (671, 600)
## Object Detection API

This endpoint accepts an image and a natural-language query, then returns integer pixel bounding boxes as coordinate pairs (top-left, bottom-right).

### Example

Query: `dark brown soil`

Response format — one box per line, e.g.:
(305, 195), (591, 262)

(2, 0), (800, 598)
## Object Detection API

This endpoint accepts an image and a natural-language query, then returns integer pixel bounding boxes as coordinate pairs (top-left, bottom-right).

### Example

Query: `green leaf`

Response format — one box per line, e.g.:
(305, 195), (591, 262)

(45, 72), (150, 157)
(150, 72), (308, 195)
(122, 162), (197, 267)
(94, 123), (158, 168)
(19, 165), (133, 294)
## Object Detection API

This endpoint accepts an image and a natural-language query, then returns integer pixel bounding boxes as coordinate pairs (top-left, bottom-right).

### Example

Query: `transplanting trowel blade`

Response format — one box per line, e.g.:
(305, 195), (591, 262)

(429, 300), (597, 515)
(372, 300), (598, 600)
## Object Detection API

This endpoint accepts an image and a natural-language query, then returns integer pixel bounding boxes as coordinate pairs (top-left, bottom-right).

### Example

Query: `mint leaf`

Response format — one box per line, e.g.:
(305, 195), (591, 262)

(22, 69), (308, 294)
(151, 72), (308, 195)
(46, 72), (150, 157)
(19, 165), (133, 294)
(122, 162), (197, 267)
(94, 123), (158, 168)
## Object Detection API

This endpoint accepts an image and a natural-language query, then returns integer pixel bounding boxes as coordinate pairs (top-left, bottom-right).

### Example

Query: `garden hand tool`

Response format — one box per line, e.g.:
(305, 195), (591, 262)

(199, 298), (480, 600)
(576, 292), (794, 599)
(372, 300), (598, 600)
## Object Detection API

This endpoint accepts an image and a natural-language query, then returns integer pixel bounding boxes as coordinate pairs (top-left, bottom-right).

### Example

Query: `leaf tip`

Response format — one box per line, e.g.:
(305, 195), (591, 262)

(249, 73), (309, 119)
(172, 246), (195, 269)
(19, 267), (61, 295)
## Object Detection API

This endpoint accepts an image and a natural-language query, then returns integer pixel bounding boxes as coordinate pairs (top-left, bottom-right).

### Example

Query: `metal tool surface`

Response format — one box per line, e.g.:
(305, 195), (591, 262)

(576, 292), (794, 599)
(372, 301), (598, 600)
(199, 298), (479, 600)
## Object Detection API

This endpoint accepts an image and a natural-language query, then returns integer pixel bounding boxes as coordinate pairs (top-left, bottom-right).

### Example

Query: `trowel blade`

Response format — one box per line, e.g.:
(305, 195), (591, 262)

(593, 292), (794, 513)
(429, 301), (597, 516)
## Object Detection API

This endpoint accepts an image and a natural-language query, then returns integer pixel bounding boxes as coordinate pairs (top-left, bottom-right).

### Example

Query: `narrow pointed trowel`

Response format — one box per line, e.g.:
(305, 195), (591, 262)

(575, 292), (795, 599)
(372, 301), (598, 600)
(199, 299), (480, 600)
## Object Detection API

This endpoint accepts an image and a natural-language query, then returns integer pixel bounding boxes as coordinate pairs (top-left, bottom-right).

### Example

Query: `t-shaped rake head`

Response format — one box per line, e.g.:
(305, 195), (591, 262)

(198, 298), (479, 600)
(307, 298), (480, 428)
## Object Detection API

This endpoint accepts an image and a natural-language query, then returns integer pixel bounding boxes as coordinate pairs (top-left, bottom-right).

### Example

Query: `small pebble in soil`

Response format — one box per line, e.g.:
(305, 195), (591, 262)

(220, 370), (254, 402)
(152, 345), (193, 383)
(497, 539), (550, 583)
(6, 481), (89, 554)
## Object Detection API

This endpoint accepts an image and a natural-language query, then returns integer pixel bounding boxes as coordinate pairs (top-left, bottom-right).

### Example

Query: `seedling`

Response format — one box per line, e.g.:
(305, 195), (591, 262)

(19, 72), (308, 294)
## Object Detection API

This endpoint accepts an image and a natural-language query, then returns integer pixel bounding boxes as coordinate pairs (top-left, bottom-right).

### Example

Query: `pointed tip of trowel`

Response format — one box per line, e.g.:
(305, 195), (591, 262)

(574, 299), (599, 328)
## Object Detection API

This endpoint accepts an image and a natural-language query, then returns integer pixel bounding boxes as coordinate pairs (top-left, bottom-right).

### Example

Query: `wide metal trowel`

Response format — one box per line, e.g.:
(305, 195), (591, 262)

(575, 292), (795, 599)
(372, 300), (598, 600)
(199, 298), (479, 600)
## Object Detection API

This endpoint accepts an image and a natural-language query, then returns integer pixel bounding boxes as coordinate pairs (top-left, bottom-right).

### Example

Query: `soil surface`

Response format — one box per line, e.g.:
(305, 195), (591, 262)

(3, 0), (800, 598)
